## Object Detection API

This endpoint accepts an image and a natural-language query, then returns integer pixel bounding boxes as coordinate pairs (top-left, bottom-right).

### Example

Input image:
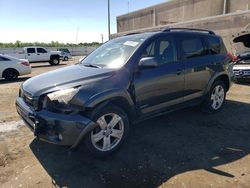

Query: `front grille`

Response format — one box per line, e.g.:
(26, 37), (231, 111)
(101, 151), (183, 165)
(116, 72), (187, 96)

(233, 69), (250, 76)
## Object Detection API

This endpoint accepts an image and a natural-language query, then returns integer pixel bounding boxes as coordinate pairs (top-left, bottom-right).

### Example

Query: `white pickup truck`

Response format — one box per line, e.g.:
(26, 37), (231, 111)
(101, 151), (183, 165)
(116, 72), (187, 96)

(10, 47), (61, 65)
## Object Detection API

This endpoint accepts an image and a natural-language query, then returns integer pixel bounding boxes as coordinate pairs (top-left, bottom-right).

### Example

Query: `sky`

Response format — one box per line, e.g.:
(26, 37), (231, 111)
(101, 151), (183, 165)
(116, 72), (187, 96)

(0, 0), (168, 44)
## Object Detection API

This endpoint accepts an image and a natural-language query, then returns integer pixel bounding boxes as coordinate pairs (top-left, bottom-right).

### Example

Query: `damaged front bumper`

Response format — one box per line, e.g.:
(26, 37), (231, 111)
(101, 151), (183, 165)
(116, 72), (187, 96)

(16, 96), (96, 149)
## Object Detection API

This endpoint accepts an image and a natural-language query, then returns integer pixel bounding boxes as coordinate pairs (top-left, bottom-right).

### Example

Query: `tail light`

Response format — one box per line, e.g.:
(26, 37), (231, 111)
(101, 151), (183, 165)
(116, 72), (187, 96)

(227, 52), (238, 62)
(20, 61), (30, 66)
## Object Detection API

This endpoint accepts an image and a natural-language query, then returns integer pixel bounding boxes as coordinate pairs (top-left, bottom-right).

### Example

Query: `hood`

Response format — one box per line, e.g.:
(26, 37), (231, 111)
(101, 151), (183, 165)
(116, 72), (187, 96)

(233, 31), (250, 48)
(22, 65), (114, 96)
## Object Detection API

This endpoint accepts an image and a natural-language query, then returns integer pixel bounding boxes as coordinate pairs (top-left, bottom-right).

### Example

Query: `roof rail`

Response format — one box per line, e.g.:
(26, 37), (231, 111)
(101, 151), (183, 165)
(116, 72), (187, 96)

(125, 32), (141, 36)
(162, 27), (215, 35)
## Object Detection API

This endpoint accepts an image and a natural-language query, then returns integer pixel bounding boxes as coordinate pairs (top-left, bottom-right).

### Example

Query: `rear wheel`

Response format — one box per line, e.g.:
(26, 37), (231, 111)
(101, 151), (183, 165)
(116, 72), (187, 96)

(202, 80), (226, 113)
(3, 69), (19, 80)
(84, 105), (129, 158)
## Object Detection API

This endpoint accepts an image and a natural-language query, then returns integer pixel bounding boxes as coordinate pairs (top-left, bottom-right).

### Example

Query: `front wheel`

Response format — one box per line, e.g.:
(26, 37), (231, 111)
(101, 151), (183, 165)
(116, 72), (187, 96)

(49, 57), (60, 65)
(84, 105), (129, 158)
(202, 80), (226, 113)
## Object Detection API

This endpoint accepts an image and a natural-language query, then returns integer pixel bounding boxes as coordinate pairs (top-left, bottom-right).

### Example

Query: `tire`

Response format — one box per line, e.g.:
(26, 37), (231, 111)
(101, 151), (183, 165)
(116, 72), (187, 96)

(50, 57), (60, 65)
(84, 105), (129, 158)
(3, 69), (19, 80)
(63, 56), (69, 61)
(202, 80), (226, 113)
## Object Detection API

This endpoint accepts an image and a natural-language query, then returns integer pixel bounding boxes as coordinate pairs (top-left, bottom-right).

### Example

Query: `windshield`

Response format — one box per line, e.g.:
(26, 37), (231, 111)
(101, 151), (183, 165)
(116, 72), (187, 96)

(80, 34), (151, 69)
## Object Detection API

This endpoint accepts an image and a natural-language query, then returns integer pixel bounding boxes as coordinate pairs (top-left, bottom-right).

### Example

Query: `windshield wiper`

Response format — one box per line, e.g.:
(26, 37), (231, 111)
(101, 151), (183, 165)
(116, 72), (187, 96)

(83, 64), (102, 68)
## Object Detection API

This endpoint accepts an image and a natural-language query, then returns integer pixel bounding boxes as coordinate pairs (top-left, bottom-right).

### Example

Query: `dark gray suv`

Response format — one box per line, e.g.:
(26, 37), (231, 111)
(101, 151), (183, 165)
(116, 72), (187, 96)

(16, 28), (233, 157)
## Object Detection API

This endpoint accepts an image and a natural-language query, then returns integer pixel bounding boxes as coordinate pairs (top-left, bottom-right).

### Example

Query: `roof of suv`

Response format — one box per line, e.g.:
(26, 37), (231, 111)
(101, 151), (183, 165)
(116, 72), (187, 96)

(125, 28), (218, 39)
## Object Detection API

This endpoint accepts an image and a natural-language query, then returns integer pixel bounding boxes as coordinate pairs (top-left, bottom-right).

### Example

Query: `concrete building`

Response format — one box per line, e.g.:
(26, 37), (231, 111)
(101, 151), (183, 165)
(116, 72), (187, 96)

(117, 0), (250, 32)
(113, 0), (250, 52)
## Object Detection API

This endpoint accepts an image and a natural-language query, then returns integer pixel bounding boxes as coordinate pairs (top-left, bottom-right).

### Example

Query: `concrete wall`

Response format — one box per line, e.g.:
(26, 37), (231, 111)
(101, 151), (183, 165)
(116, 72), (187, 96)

(117, 0), (250, 33)
(113, 11), (250, 53)
(0, 47), (96, 56)
(227, 0), (250, 13)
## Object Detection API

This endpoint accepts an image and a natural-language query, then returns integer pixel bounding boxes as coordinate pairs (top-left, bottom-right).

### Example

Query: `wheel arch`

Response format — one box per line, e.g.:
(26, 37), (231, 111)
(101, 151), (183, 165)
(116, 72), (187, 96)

(84, 90), (136, 123)
(205, 73), (231, 94)
(50, 54), (60, 60)
(2, 68), (19, 78)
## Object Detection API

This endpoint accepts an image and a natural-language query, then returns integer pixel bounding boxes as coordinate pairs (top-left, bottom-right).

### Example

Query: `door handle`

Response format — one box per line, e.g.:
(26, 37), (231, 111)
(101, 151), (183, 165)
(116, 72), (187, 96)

(176, 69), (182, 75)
(37, 54), (40, 55)
(27, 54), (30, 56)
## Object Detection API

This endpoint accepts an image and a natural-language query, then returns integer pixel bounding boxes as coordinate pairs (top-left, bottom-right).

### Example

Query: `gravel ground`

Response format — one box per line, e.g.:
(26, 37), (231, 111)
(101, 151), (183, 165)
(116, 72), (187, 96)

(0, 58), (250, 188)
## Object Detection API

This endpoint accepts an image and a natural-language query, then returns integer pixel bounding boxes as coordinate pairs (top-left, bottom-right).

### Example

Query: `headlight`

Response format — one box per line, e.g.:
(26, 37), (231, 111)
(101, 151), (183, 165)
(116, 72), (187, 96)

(45, 88), (80, 114)
(47, 88), (78, 104)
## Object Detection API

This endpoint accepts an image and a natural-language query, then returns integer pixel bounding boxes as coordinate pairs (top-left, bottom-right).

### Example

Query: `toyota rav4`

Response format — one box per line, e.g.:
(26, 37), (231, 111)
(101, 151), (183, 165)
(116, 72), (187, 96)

(16, 28), (233, 157)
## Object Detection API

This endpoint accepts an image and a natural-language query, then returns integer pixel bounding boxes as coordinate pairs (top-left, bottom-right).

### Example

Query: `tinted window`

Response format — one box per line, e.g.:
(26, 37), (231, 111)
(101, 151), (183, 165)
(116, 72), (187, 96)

(158, 39), (176, 64)
(58, 48), (70, 53)
(37, 48), (47, 53)
(27, 48), (35, 53)
(140, 37), (176, 65)
(0, 56), (10, 61)
(141, 42), (156, 58)
(206, 36), (221, 54)
(181, 37), (206, 59)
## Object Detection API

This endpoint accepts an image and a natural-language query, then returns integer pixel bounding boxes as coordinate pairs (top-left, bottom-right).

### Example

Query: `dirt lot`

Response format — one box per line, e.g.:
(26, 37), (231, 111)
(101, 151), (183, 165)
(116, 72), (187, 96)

(0, 58), (250, 188)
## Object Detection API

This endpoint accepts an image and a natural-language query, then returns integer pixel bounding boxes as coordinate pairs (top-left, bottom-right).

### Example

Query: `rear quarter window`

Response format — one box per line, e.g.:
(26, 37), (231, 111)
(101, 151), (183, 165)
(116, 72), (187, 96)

(0, 57), (10, 61)
(206, 36), (221, 54)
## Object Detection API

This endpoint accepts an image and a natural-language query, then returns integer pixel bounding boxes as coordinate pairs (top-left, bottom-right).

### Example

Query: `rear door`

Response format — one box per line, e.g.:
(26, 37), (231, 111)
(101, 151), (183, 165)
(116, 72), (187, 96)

(134, 35), (185, 116)
(177, 34), (213, 101)
(26, 48), (37, 62)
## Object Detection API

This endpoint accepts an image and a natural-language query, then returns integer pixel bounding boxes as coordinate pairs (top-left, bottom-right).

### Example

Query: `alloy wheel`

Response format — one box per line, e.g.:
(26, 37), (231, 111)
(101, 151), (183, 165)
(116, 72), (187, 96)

(91, 113), (124, 152)
(210, 85), (225, 110)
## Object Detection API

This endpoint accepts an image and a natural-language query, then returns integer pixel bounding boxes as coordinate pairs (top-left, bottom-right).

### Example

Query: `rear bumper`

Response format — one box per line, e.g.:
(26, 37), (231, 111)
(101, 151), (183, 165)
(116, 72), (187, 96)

(16, 97), (96, 148)
(19, 67), (32, 76)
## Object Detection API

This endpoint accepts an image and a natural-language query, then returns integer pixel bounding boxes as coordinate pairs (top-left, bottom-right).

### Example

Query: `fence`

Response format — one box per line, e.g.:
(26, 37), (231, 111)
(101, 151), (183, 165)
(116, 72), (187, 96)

(0, 47), (97, 56)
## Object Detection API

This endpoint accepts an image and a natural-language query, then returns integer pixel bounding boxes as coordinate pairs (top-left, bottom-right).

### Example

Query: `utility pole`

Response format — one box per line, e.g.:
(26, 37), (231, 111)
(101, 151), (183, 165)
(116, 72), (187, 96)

(101, 34), (104, 44)
(108, 0), (111, 40)
(223, 0), (227, 14)
(128, 1), (129, 14)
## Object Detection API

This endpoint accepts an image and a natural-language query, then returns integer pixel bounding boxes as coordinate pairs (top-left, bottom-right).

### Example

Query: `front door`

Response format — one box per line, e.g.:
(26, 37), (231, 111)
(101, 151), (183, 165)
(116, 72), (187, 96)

(134, 36), (185, 116)
(37, 48), (50, 61)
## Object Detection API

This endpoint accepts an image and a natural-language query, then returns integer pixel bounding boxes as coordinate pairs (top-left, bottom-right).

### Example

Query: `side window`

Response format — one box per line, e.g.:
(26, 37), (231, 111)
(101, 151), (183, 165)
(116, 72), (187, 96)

(0, 57), (10, 61)
(141, 42), (156, 58)
(140, 37), (176, 65)
(181, 37), (206, 59)
(206, 36), (221, 54)
(158, 39), (176, 64)
(37, 48), (47, 53)
(27, 48), (36, 54)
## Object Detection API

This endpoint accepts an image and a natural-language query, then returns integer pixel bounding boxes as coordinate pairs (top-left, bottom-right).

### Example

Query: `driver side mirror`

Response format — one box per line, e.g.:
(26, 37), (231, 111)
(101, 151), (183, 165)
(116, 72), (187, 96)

(138, 57), (158, 68)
